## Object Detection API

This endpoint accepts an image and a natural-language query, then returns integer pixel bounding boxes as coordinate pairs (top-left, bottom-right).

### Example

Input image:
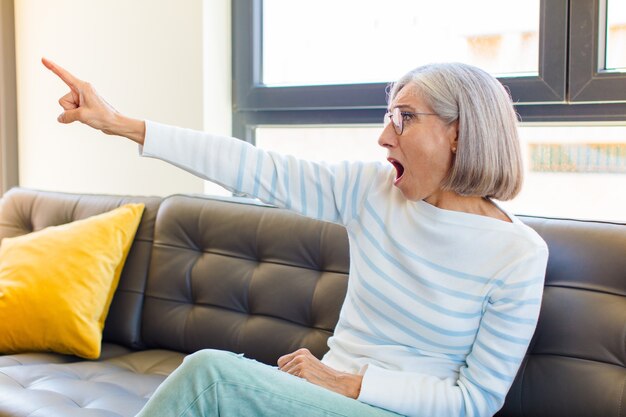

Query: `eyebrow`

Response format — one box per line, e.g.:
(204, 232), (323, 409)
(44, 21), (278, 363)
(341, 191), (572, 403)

(389, 104), (417, 112)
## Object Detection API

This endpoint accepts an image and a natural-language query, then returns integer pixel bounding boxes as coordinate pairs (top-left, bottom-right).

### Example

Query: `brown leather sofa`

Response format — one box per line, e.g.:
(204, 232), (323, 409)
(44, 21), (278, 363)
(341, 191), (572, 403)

(0, 187), (623, 417)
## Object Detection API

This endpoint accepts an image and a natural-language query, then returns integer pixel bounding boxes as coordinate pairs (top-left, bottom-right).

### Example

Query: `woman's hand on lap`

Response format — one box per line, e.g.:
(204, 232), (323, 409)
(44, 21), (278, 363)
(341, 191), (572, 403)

(277, 348), (363, 399)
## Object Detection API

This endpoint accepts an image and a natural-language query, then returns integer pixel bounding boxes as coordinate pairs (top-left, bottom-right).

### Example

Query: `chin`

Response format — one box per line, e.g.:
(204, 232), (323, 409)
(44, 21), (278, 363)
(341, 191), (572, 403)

(396, 185), (423, 202)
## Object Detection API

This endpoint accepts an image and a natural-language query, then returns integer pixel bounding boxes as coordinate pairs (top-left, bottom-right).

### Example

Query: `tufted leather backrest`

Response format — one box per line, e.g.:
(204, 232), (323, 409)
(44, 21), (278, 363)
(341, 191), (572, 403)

(0, 188), (162, 349)
(140, 195), (349, 365)
(497, 216), (626, 417)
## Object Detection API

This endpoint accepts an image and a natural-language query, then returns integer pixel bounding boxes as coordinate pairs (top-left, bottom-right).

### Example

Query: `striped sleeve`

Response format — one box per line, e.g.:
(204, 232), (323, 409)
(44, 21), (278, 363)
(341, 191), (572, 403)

(140, 121), (377, 225)
(357, 246), (549, 417)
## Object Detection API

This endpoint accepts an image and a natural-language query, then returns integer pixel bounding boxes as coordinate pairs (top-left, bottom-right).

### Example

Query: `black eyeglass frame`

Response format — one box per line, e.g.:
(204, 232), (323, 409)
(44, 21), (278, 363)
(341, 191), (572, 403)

(383, 107), (438, 135)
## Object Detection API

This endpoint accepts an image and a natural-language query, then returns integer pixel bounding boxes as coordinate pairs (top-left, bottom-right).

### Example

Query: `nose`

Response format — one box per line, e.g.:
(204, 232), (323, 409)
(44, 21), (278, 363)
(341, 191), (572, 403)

(378, 124), (398, 148)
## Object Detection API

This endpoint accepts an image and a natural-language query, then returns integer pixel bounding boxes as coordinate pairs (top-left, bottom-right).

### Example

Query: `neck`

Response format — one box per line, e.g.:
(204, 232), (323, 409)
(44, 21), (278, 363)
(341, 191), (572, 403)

(424, 191), (511, 223)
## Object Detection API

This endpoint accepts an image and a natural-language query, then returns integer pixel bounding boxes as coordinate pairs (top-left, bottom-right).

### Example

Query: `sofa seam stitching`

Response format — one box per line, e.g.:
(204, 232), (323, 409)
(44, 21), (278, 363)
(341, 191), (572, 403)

(140, 292), (335, 333)
(618, 374), (625, 417)
(544, 284), (626, 298)
(0, 368), (26, 388)
(528, 352), (623, 368)
(518, 357), (528, 417)
(152, 241), (348, 274)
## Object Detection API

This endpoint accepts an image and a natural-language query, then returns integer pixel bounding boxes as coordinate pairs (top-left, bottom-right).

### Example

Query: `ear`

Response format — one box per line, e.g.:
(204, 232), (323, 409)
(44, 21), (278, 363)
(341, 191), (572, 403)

(447, 120), (459, 151)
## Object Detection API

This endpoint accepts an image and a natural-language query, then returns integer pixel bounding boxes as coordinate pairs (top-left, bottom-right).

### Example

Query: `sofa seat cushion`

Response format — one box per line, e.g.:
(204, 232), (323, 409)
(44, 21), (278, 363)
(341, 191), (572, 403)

(0, 343), (133, 368)
(0, 348), (185, 417)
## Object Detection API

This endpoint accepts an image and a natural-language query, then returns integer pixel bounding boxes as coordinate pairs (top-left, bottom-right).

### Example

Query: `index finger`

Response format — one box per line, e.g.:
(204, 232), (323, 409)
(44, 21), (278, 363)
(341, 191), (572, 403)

(277, 352), (295, 368)
(42, 57), (81, 89)
(277, 348), (312, 368)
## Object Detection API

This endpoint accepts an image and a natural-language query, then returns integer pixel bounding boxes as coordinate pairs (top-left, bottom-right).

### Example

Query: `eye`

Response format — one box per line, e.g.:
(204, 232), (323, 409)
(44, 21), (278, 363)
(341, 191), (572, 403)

(400, 112), (416, 122)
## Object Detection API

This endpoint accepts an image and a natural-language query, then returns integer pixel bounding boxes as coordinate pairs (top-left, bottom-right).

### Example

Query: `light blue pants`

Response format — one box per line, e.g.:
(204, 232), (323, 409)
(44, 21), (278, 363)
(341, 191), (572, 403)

(136, 349), (401, 417)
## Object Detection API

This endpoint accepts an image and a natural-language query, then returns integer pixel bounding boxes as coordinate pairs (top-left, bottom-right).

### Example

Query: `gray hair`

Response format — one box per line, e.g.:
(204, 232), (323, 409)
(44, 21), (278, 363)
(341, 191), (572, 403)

(389, 63), (523, 201)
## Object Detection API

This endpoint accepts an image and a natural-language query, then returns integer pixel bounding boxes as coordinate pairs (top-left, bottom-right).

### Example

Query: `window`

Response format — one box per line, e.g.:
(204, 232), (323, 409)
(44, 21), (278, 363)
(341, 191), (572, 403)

(262, 0), (540, 86)
(233, 0), (626, 221)
(234, 0), (626, 127)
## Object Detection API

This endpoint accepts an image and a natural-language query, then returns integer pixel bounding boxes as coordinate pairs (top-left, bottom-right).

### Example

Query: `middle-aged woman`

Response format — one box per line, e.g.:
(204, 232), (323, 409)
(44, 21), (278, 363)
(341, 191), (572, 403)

(43, 58), (549, 417)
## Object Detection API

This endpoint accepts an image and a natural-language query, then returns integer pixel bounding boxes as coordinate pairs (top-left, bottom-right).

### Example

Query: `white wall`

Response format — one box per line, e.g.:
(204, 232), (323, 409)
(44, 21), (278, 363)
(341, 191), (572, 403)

(14, 0), (231, 196)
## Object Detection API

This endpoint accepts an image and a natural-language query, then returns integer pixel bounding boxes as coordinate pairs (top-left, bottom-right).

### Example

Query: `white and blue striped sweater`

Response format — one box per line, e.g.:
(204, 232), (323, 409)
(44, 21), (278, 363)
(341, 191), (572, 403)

(141, 121), (549, 417)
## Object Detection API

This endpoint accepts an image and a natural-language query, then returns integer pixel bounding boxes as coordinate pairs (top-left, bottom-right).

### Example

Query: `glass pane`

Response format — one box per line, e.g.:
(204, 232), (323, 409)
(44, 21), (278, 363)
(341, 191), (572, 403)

(606, 0), (626, 71)
(256, 126), (385, 163)
(256, 125), (626, 222)
(504, 125), (626, 222)
(262, 0), (540, 86)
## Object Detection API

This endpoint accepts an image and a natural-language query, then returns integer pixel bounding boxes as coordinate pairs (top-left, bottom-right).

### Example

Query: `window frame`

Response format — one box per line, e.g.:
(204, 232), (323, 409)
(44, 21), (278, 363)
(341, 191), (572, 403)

(569, 0), (626, 102)
(232, 0), (626, 142)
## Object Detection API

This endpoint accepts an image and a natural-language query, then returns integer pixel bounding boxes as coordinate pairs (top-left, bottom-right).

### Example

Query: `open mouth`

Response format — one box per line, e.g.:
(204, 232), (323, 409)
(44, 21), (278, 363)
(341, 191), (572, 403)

(388, 158), (405, 183)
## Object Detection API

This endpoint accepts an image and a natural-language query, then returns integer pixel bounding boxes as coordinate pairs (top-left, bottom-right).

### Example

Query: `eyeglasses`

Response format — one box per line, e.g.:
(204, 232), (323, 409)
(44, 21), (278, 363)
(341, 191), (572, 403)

(384, 107), (438, 135)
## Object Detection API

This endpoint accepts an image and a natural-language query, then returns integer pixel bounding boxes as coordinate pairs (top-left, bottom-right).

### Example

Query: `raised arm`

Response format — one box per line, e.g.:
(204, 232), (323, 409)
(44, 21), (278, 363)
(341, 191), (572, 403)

(43, 58), (384, 225)
(42, 58), (145, 144)
(140, 121), (382, 225)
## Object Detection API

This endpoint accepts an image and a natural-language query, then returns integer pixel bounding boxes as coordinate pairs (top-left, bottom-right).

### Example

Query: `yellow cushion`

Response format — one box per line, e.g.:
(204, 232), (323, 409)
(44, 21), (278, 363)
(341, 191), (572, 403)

(0, 203), (144, 359)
